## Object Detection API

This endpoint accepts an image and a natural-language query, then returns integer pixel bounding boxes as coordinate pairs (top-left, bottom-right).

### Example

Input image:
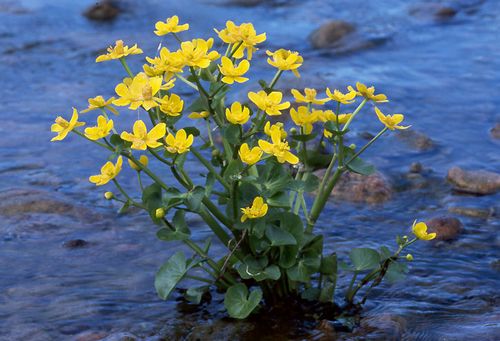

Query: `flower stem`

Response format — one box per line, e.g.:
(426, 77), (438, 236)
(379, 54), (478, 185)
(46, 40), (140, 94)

(119, 58), (134, 77)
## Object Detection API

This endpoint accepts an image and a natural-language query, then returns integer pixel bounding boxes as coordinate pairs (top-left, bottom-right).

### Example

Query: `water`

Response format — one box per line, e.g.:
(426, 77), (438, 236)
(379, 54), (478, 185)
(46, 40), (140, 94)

(0, 0), (499, 339)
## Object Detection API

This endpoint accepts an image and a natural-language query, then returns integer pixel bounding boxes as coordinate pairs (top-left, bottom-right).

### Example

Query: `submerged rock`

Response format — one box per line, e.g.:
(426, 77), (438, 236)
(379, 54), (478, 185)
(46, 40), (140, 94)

(63, 239), (89, 249)
(315, 170), (392, 204)
(448, 206), (495, 219)
(309, 21), (356, 49)
(396, 130), (435, 151)
(447, 167), (500, 195)
(354, 314), (407, 340)
(409, 4), (458, 20)
(426, 216), (464, 241)
(101, 332), (138, 341)
(409, 162), (424, 173)
(83, 1), (120, 21)
(490, 123), (500, 139)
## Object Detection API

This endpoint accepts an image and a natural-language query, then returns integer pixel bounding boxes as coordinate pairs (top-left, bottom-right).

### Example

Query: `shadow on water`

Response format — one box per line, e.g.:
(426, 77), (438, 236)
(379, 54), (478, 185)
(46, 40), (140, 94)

(0, 0), (499, 339)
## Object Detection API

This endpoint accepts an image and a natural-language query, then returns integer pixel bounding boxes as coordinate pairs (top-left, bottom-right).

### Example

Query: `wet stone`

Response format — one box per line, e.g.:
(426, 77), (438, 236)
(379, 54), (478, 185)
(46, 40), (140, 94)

(315, 170), (392, 204)
(309, 21), (356, 49)
(447, 167), (500, 195)
(75, 331), (109, 341)
(354, 314), (407, 340)
(396, 130), (435, 151)
(409, 162), (423, 173)
(83, 1), (120, 21)
(490, 123), (500, 139)
(409, 3), (458, 20)
(63, 239), (89, 249)
(426, 216), (464, 241)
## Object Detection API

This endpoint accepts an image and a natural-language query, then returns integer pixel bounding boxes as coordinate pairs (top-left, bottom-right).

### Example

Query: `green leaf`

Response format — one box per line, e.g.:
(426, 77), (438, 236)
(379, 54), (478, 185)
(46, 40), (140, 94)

(291, 133), (317, 142)
(186, 186), (205, 212)
(156, 210), (191, 241)
(223, 159), (243, 182)
(301, 287), (320, 301)
(344, 148), (375, 175)
(379, 246), (392, 260)
(319, 282), (334, 303)
(385, 261), (408, 283)
(142, 183), (163, 224)
(183, 126), (200, 137)
(185, 286), (209, 304)
(224, 283), (262, 319)
(265, 226), (297, 246)
(349, 248), (381, 271)
(186, 95), (209, 113)
(222, 125), (241, 145)
(237, 263), (280, 282)
(286, 260), (310, 283)
(279, 245), (299, 269)
(320, 253), (337, 276)
(155, 251), (194, 300)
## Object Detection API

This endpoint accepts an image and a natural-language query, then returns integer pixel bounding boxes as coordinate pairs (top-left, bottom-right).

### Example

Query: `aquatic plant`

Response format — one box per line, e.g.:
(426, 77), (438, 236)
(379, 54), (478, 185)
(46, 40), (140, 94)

(50, 16), (435, 319)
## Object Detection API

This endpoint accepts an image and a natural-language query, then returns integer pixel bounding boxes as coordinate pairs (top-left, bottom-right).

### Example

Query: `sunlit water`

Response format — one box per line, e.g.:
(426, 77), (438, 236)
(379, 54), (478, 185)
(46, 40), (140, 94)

(0, 0), (499, 339)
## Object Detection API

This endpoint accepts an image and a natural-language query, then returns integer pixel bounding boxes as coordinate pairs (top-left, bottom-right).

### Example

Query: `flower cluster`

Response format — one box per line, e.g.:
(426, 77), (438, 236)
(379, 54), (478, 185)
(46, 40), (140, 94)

(50, 16), (433, 320)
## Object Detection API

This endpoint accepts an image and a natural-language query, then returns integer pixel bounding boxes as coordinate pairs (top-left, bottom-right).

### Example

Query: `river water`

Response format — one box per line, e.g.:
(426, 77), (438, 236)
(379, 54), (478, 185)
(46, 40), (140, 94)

(0, 0), (499, 339)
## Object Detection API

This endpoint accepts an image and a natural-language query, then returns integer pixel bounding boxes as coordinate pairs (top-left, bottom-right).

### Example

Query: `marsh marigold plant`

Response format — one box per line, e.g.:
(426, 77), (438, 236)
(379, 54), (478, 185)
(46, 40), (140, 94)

(50, 17), (435, 320)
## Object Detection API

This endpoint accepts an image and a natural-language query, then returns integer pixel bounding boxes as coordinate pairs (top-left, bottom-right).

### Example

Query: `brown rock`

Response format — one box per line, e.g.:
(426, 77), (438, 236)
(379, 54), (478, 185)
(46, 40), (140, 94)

(447, 167), (500, 195)
(409, 4), (458, 20)
(75, 331), (109, 341)
(490, 123), (500, 139)
(317, 170), (392, 204)
(309, 21), (356, 49)
(396, 130), (435, 151)
(409, 162), (423, 173)
(63, 239), (89, 249)
(426, 216), (464, 241)
(355, 314), (407, 340)
(435, 6), (458, 18)
(83, 1), (120, 21)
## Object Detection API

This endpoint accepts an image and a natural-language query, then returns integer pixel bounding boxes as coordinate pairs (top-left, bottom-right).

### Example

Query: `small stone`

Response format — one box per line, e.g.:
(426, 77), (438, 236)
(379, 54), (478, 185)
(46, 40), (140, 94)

(315, 170), (392, 204)
(447, 167), (500, 195)
(426, 216), (464, 241)
(309, 21), (356, 49)
(490, 123), (500, 139)
(83, 1), (120, 21)
(317, 320), (336, 338)
(355, 314), (407, 339)
(436, 6), (458, 18)
(409, 162), (423, 173)
(396, 130), (435, 151)
(75, 331), (109, 341)
(63, 239), (89, 249)
(359, 131), (375, 140)
(448, 206), (494, 219)
(101, 332), (138, 341)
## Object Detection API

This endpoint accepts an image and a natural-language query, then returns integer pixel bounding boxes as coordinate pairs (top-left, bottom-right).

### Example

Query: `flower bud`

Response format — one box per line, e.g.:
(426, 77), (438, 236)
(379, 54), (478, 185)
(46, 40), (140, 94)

(104, 191), (114, 200)
(405, 254), (413, 261)
(155, 207), (166, 219)
(349, 143), (356, 150)
(128, 155), (149, 171)
(289, 127), (298, 135)
(402, 235), (409, 243)
(211, 149), (220, 158)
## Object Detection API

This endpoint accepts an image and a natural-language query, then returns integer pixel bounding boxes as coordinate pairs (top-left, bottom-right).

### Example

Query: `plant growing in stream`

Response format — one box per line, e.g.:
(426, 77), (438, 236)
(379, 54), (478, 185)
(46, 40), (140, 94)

(50, 16), (436, 319)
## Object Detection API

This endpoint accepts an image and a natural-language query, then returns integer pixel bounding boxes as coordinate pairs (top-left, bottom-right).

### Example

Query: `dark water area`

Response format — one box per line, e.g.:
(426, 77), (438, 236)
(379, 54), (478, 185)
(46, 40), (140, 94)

(0, 0), (499, 339)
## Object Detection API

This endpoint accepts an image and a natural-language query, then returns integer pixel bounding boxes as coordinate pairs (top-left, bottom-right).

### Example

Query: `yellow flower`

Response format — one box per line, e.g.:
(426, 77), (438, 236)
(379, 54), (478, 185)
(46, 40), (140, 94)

(247, 90), (290, 116)
(188, 111), (209, 119)
(239, 143), (263, 165)
(84, 115), (114, 141)
(219, 56), (250, 84)
(225, 102), (250, 125)
(165, 129), (194, 154)
(81, 96), (118, 115)
(144, 47), (185, 78)
(240, 196), (268, 222)
(290, 106), (318, 134)
(317, 110), (352, 124)
(159, 93), (184, 117)
(325, 88), (357, 104)
(96, 40), (143, 62)
(120, 120), (166, 150)
(179, 38), (220, 69)
(113, 73), (162, 110)
(375, 107), (410, 130)
(348, 82), (388, 103)
(291, 88), (328, 105)
(412, 221), (436, 241)
(128, 155), (149, 171)
(216, 21), (266, 60)
(258, 130), (299, 165)
(266, 49), (303, 77)
(154, 16), (189, 36)
(51, 108), (85, 142)
(264, 121), (287, 139)
(89, 156), (123, 186)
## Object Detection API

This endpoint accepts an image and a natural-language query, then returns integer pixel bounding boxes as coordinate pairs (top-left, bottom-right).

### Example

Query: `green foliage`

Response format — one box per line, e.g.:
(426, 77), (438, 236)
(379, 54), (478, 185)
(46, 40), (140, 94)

(155, 251), (197, 300)
(224, 283), (263, 319)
